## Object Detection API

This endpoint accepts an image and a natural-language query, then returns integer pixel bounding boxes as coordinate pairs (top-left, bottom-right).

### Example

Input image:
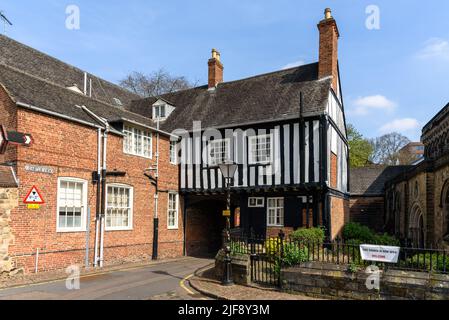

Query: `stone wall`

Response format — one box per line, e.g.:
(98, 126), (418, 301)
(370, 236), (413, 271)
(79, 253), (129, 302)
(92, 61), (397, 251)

(215, 250), (251, 285)
(0, 188), (18, 275)
(282, 262), (449, 300)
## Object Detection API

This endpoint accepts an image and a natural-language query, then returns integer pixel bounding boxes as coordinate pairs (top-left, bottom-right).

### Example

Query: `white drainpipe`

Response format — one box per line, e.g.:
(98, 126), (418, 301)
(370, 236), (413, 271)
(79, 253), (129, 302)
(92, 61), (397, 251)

(93, 128), (102, 268)
(80, 105), (109, 268)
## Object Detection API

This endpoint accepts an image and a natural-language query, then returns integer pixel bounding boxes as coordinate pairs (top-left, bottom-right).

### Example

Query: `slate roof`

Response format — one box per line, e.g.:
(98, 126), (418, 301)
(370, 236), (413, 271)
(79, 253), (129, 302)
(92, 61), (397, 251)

(0, 35), (140, 107)
(0, 165), (18, 188)
(0, 64), (156, 130)
(129, 63), (332, 132)
(350, 166), (412, 196)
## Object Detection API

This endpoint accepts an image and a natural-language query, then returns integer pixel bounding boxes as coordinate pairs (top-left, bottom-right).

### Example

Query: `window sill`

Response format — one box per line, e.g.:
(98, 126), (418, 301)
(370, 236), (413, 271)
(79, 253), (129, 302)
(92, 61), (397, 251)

(123, 152), (152, 160)
(267, 225), (284, 228)
(105, 227), (133, 232)
(56, 228), (87, 233)
(167, 226), (179, 230)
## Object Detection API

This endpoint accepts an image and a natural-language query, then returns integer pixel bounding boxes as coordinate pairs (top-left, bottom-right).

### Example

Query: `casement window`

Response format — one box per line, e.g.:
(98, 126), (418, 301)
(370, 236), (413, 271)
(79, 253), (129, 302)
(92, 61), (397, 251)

(170, 140), (178, 165)
(249, 134), (273, 165)
(208, 138), (231, 166)
(267, 198), (284, 227)
(106, 184), (133, 231)
(248, 197), (265, 208)
(123, 125), (152, 158)
(57, 178), (88, 232)
(153, 104), (166, 119)
(167, 192), (179, 229)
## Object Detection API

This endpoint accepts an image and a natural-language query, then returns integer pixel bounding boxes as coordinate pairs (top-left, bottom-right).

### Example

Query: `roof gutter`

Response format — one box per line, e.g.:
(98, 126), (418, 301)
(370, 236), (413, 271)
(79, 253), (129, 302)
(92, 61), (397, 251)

(119, 118), (179, 139)
(16, 101), (103, 130)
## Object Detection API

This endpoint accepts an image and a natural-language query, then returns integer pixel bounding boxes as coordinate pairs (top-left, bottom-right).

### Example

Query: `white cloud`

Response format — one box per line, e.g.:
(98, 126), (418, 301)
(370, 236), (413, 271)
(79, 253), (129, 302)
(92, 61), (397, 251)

(282, 60), (305, 70)
(379, 118), (420, 134)
(416, 38), (449, 60)
(351, 95), (397, 116)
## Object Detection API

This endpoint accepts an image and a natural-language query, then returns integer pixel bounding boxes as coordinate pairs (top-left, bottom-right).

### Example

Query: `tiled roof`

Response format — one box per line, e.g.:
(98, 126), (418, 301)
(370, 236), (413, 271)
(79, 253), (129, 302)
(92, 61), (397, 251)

(129, 63), (332, 132)
(0, 35), (140, 107)
(0, 165), (18, 188)
(350, 166), (412, 196)
(0, 64), (156, 130)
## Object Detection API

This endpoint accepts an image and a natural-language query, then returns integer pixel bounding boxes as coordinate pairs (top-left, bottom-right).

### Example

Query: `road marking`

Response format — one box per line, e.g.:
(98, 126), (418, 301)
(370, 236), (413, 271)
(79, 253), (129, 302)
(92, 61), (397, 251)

(180, 274), (195, 295)
(0, 258), (195, 292)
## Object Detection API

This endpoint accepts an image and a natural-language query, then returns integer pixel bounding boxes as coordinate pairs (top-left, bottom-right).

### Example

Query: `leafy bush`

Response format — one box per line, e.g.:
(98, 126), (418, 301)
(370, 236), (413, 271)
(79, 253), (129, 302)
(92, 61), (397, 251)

(282, 243), (309, 267)
(343, 223), (399, 246)
(290, 227), (325, 243)
(265, 238), (282, 256)
(343, 223), (375, 243)
(405, 253), (449, 272)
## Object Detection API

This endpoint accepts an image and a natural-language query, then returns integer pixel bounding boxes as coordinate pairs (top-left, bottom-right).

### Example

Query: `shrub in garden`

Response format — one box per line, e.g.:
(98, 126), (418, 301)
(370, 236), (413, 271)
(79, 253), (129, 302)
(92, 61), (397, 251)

(282, 243), (309, 267)
(290, 227), (325, 244)
(343, 222), (399, 246)
(265, 238), (282, 256)
(406, 253), (449, 272)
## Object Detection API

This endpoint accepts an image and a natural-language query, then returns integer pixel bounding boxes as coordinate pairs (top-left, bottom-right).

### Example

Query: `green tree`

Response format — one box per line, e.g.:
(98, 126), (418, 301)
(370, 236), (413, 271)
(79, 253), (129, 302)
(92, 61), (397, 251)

(347, 124), (373, 167)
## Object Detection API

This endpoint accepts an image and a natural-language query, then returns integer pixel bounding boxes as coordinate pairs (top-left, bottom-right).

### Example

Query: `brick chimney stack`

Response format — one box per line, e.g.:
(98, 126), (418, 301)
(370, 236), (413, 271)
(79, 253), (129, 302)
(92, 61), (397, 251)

(208, 48), (224, 89)
(318, 8), (340, 91)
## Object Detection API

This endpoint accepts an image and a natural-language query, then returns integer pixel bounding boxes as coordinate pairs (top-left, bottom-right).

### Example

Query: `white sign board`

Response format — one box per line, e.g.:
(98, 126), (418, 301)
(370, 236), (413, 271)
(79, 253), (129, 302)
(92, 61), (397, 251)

(360, 245), (400, 263)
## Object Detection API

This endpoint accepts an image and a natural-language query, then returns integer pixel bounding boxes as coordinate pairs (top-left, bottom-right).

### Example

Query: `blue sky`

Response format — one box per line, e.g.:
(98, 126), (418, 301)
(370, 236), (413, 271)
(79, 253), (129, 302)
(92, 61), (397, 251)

(1, 0), (449, 141)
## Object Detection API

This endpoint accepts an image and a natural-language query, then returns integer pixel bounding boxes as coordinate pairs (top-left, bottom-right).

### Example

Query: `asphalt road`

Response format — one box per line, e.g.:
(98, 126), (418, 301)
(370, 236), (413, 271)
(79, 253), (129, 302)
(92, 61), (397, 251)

(0, 257), (213, 300)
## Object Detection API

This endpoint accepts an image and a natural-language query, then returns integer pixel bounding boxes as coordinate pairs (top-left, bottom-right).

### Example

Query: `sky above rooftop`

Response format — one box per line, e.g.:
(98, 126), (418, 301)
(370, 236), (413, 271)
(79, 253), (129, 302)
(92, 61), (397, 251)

(1, 0), (448, 141)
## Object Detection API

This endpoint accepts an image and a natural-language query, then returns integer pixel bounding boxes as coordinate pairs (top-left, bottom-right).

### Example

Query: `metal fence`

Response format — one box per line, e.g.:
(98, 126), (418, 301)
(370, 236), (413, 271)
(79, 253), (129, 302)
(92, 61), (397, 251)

(228, 231), (449, 276)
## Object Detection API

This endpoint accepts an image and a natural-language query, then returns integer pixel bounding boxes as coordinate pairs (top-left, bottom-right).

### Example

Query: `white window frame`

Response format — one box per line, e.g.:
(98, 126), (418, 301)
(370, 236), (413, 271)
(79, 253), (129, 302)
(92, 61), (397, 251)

(170, 140), (178, 165)
(267, 197), (284, 227)
(248, 134), (274, 165)
(167, 192), (179, 230)
(153, 104), (167, 120)
(208, 138), (231, 167)
(123, 125), (153, 159)
(105, 184), (134, 231)
(248, 197), (265, 208)
(56, 177), (88, 233)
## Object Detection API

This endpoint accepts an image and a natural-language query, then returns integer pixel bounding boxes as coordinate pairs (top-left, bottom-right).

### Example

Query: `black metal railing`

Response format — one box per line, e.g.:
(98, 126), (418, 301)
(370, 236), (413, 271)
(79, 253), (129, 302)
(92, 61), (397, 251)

(228, 232), (449, 275)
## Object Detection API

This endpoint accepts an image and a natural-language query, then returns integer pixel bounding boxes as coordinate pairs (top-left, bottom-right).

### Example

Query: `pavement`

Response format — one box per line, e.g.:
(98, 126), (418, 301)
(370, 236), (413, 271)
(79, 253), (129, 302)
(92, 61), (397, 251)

(189, 267), (318, 300)
(0, 257), (213, 300)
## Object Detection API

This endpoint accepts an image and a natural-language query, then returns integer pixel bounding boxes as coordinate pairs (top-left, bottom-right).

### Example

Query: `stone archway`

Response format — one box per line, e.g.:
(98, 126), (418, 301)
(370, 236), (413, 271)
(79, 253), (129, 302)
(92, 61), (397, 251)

(409, 205), (425, 248)
(441, 179), (449, 242)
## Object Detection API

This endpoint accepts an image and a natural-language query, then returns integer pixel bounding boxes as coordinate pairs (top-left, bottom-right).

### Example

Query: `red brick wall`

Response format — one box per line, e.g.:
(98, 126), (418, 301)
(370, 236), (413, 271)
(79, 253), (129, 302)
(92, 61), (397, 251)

(330, 152), (338, 189)
(0, 85), (18, 164)
(5, 107), (182, 273)
(330, 196), (349, 239)
(349, 197), (385, 232)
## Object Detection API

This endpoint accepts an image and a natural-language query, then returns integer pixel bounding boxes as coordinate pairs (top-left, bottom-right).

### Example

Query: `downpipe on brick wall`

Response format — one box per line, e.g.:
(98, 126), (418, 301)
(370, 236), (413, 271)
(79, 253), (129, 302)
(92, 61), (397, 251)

(152, 117), (160, 260)
(80, 106), (109, 268)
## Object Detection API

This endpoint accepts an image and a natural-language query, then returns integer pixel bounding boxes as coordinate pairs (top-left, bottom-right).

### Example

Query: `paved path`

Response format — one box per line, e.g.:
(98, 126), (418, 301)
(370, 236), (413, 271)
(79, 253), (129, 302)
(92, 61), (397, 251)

(0, 258), (213, 300)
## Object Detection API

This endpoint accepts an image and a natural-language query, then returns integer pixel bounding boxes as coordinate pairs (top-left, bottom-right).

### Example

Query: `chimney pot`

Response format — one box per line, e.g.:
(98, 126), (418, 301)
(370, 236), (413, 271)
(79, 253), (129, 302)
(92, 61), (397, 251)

(318, 8), (340, 91)
(208, 48), (224, 88)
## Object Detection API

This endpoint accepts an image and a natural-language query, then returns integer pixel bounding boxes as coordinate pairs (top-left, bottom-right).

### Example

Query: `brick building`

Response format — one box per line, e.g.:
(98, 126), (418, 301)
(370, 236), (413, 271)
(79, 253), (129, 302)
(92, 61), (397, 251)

(1, 7), (352, 270)
(0, 35), (183, 273)
(349, 166), (410, 233)
(129, 8), (350, 255)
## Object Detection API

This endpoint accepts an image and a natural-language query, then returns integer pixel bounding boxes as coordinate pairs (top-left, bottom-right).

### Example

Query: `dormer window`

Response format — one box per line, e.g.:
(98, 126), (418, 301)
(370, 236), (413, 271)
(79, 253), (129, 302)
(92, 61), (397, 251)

(152, 99), (175, 121)
(153, 104), (166, 119)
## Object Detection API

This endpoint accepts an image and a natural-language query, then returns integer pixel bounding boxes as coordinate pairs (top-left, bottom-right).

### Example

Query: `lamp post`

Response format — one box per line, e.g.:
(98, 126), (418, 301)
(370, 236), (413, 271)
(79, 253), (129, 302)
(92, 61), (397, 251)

(218, 161), (238, 286)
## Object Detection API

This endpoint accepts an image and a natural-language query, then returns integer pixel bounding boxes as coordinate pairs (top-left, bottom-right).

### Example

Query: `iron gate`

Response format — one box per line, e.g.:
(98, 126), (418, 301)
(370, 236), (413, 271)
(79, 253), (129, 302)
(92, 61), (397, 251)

(250, 252), (280, 287)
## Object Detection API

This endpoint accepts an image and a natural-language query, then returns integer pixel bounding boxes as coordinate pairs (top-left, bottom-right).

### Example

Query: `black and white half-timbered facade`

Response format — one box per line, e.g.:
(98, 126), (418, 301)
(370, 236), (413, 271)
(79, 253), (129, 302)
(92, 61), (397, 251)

(129, 9), (349, 255)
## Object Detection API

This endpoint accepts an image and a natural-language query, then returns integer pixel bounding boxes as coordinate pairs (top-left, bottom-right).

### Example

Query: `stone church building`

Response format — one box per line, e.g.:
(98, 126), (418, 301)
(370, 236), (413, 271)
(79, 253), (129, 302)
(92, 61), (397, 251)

(383, 103), (449, 248)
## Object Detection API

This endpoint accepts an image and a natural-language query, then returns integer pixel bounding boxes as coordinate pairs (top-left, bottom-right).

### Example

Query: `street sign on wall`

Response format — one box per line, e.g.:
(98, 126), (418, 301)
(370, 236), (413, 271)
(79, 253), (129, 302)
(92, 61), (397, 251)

(0, 125), (33, 154)
(23, 186), (45, 209)
(0, 125), (7, 154)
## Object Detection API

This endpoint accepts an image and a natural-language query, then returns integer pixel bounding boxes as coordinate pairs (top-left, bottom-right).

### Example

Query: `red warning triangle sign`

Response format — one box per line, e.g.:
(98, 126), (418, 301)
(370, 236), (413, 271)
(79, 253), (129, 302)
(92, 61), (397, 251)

(23, 186), (45, 204)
